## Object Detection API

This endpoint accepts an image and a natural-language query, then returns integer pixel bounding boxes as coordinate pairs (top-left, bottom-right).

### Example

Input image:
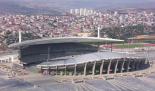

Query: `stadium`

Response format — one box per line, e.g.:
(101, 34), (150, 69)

(8, 37), (150, 76)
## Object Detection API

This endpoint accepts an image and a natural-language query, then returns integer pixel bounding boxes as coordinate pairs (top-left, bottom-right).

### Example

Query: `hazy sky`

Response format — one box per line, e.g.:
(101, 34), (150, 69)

(1, 0), (155, 9)
(2, 0), (155, 3)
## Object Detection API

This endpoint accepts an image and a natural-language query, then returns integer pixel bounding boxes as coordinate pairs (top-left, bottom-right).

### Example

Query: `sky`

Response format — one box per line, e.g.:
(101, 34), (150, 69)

(1, 0), (155, 9)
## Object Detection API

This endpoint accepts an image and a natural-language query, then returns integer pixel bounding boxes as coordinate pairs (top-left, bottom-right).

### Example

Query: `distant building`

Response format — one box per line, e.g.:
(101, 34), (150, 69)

(69, 8), (97, 16)
(77, 32), (92, 37)
(0, 51), (19, 63)
(128, 34), (155, 43)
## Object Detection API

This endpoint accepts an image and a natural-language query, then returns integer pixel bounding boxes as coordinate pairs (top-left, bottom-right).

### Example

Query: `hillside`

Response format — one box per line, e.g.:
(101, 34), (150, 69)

(0, 1), (62, 15)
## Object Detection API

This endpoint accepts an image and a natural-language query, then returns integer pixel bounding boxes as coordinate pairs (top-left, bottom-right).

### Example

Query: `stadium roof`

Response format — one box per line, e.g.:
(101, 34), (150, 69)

(8, 37), (124, 48)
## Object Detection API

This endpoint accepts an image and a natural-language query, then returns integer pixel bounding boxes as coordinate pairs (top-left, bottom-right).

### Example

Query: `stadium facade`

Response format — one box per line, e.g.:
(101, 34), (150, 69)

(9, 37), (149, 76)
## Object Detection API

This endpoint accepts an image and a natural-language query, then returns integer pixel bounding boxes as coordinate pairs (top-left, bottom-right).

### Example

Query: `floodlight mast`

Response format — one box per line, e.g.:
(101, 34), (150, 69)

(97, 27), (100, 38)
(18, 30), (22, 43)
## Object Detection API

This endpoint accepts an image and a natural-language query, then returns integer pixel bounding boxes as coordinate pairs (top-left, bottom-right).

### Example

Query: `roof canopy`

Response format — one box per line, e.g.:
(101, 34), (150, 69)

(9, 37), (124, 48)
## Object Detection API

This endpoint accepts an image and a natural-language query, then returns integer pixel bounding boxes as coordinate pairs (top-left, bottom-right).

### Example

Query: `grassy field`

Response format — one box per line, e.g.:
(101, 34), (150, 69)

(114, 43), (144, 49)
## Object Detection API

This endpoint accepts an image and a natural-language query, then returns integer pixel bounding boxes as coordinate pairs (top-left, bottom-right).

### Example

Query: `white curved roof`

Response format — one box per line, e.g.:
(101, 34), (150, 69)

(9, 37), (124, 48)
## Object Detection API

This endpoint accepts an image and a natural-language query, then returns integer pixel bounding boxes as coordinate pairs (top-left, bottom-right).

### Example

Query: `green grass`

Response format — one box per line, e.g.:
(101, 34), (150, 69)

(114, 43), (144, 49)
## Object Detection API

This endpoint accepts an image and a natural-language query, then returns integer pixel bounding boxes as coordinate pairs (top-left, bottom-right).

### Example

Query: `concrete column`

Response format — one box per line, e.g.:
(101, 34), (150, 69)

(92, 61), (96, 75)
(139, 59), (142, 69)
(114, 60), (118, 74)
(74, 64), (77, 76)
(132, 59), (136, 71)
(136, 60), (140, 70)
(84, 63), (87, 76)
(48, 67), (50, 75)
(148, 60), (150, 65)
(64, 65), (67, 76)
(100, 60), (104, 75)
(40, 66), (43, 74)
(110, 43), (113, 52)
(127, 60), (131, 72)
(11, 56), (14, 63)
(121, 59), (125, 73)
(146, 57), (150, 64)
(47, 46), (50, 62)
(56, 66), (58, 75)
(142, 59), (145, 65)
(107, 60), (112, 74)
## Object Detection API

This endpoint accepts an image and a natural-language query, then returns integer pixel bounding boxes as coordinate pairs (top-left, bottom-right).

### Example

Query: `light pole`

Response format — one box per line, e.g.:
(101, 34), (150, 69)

(97, 26), (100, 38)
(18, 30), (22, 43)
